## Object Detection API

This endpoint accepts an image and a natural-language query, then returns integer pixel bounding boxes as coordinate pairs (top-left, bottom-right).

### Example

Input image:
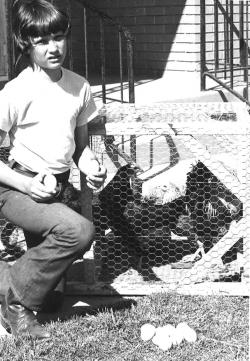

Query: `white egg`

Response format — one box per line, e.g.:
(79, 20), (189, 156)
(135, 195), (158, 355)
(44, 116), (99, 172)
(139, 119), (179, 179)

(151, 325), (175, 350)
(152, 334), (161, 346)
(88, 160), (100, 174)
(78, 153), (100, 175)
(43, 174), (57, 192)
(140, 323), (156, 341)
(152, 334), (172, 351)
(183, 328), (197, 343)
(176, 322), (189, 330)
(158, 338), (173, 351)
(171, 328), (184, 345)
(155, 324), (176, 338)
(176, 322), (197, 343)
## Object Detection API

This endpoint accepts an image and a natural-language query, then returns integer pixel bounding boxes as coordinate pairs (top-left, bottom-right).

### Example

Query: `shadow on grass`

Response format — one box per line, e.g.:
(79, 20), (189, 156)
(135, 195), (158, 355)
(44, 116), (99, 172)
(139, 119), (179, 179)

(37, 294), (138, 324)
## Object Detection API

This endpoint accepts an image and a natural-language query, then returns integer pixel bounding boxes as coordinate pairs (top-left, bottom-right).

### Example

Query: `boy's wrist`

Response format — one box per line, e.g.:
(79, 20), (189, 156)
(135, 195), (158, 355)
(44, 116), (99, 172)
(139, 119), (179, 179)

(16, 173), (33, 195)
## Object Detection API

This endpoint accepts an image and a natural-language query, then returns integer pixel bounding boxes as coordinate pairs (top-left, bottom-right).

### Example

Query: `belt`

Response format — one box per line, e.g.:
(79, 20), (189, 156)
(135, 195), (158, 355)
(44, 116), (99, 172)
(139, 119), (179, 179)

(10, 161), (37, 177)
(9, 161), (70, 183)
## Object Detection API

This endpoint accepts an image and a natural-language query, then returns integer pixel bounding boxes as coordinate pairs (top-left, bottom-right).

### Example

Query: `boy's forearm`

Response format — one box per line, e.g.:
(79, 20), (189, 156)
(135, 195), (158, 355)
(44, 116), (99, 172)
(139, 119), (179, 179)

(0, 160), (30, 193)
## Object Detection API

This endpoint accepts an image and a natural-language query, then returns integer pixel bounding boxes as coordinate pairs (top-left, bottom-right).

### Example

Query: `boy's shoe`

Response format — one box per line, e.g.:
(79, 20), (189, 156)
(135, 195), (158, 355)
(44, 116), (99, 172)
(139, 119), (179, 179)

(0, 288), (51, 340)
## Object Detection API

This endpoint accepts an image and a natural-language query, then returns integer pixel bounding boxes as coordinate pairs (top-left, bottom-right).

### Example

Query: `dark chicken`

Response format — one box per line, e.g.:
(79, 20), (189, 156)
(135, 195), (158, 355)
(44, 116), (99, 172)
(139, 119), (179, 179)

(96, 164), (190, 274)
(98, 164), (144, 259)
(180, 161), (242, 262)
(96, 161), (242, 272)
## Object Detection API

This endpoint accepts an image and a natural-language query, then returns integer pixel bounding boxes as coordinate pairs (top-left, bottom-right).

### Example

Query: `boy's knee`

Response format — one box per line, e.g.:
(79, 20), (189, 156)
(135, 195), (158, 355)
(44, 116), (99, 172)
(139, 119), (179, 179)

(53, 217), (95, 253)
(74, 220), (95, 251)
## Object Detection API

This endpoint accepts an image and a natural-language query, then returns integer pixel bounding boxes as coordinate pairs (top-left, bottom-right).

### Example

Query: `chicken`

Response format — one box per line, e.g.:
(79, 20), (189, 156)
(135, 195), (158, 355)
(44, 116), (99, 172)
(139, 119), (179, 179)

(97, 164), (144, 260)
(179, 161), (242, 263)
(95, 159), (242, 280)
(95, 164), (190, 279)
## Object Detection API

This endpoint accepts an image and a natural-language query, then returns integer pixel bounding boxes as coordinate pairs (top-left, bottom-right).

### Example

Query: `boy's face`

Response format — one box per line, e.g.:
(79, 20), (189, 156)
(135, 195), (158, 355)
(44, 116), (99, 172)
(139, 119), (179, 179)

(29, 31), (67, 70)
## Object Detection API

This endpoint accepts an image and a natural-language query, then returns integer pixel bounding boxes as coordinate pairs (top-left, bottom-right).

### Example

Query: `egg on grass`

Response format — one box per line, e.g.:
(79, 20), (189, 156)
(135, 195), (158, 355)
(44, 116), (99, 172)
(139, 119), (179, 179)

(176, 322), (197, 343)
(151, 324), (176, 351)
(140, 323), (156, 341)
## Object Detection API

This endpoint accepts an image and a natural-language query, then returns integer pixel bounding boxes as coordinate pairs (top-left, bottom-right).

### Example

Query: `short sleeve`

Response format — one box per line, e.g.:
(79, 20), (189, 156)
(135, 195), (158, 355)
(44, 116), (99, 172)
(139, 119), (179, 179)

(76, 83), (98, 127)
(0, 85), (16, 132)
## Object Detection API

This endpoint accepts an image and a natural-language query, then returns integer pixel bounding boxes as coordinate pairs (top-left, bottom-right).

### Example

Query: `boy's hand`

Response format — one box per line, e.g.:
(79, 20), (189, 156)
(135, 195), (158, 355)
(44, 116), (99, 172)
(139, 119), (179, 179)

(26, 172), (57, 202)
(84, 160), (107, 190)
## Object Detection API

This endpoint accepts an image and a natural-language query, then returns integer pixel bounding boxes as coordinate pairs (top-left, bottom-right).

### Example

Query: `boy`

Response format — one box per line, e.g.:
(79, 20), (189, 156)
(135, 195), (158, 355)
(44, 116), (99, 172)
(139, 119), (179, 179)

(0, 0), (106, 340)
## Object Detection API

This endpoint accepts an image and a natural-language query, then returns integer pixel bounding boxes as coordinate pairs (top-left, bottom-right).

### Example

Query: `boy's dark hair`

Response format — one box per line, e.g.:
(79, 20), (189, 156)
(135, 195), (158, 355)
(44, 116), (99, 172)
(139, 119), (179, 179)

(12, 0), (70, 55)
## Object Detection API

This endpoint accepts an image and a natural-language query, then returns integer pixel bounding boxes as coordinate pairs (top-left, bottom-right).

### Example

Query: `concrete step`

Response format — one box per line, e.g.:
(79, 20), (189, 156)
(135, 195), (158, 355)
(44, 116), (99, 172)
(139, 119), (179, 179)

(91, 71), (250, 109)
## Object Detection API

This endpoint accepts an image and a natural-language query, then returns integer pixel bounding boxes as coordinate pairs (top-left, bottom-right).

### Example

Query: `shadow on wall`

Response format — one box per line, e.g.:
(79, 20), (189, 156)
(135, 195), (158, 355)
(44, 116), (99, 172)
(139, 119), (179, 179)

(69, 0), (187, 82)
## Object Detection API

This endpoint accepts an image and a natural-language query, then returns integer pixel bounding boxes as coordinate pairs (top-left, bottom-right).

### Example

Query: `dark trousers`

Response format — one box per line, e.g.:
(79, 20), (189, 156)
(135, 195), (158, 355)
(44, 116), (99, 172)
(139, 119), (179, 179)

(0, 175), (95, 312)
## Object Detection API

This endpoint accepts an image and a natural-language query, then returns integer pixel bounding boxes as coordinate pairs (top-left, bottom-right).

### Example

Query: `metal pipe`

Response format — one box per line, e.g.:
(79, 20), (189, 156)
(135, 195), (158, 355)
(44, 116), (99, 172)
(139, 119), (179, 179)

(214, 0), (219, 74)
(224, 0), (229, 79)
(204, 71), (250, 106)
(239, 0), (244, 68)
(200, 0), (206, 91)
(130, 135), (136, 164)
(73, 0), (135, 104)
(118, 31), (124, 103)
(83, 7), (88, 79)
(245, 1), (249, 100)
(100, 18), (106, 104)
(206, 65), (250, 73)
(150, 139), (153, 169)
(66, 0), (74, 71)
(74, 0), (134, 43)
(229, 0), (234, 89)
(127, 39), (135, 103)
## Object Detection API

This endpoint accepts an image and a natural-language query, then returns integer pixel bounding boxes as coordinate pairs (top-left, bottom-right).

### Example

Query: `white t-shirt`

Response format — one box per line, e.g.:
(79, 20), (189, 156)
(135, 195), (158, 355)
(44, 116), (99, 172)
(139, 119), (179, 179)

(0, 66), (97, 173)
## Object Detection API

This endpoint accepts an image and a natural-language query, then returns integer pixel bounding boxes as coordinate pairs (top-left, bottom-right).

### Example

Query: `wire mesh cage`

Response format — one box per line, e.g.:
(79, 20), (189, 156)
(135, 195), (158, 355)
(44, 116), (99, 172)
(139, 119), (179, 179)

(76, 102), (250, 296)
(1, 102), (250, 296)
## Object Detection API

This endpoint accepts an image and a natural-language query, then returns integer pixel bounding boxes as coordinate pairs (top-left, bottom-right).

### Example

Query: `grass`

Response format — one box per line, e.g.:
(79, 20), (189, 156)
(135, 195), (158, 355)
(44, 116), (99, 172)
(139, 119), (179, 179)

(0, 293), (248, 361)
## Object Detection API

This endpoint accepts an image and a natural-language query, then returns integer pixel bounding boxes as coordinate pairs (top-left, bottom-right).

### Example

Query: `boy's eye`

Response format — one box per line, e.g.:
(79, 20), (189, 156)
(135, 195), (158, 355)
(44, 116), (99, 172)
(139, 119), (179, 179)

(32, 35), (65, 46)
(54, 35), (65, 41)
(31, 33), (66, 47)
(38, 39), (48, 45)
(32, 38), (48, 46)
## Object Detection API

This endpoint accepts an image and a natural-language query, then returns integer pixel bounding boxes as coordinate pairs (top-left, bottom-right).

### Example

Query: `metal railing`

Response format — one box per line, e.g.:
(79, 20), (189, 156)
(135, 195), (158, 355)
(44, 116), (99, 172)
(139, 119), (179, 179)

(67, 0), (135, 103)
(6, 0), (135, 103)
(200, 0), (250, 106)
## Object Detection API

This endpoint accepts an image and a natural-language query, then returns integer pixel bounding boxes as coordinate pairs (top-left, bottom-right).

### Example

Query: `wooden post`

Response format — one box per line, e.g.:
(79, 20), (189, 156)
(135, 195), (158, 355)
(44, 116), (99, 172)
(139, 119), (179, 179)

(80, 173), (93, 222)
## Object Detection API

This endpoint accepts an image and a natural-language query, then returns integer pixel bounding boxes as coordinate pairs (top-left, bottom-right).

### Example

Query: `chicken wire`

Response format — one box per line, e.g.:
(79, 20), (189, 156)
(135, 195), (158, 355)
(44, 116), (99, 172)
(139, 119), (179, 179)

(79, 102), (250, 295)
(87, 132), (248, 292)
(1, 102), (250, 295)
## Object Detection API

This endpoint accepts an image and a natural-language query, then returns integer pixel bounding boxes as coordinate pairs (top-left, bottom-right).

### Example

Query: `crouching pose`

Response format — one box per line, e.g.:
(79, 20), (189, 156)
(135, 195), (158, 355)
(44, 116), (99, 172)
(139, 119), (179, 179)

(0, 0), (106, 340)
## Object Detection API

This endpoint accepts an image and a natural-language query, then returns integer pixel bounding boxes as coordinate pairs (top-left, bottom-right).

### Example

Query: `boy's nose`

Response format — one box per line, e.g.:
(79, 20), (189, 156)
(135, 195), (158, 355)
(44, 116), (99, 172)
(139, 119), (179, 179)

(48, 40), (58, 52)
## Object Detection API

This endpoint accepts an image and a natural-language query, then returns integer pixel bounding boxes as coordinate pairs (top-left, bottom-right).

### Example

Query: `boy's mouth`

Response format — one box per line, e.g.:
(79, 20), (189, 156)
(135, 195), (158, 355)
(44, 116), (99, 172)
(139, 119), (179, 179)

(48, 55), (61, 62)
